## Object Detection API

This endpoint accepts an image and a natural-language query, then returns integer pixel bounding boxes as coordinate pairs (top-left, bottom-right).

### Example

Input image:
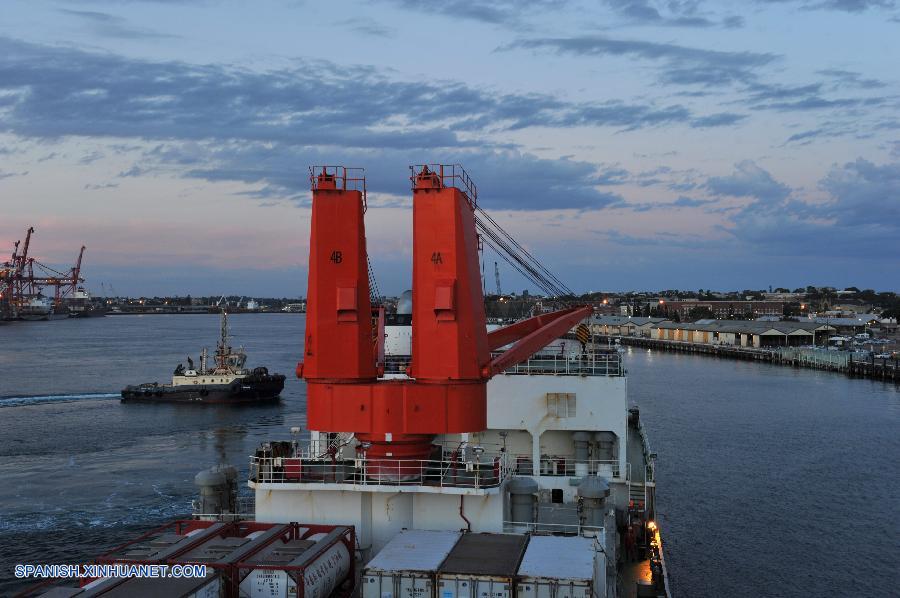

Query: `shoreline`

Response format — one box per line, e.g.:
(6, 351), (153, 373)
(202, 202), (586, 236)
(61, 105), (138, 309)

(604, 335), (900, 383)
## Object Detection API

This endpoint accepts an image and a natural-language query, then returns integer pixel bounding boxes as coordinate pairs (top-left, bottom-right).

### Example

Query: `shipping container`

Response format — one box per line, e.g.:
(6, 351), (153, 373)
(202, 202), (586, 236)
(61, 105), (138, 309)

(515, 536), (596, 598)
(97, 521), (230, 564)
(236, 532), (315, 597)
(25, 521), (354, 598)
(235, 526), (355, 598)
(35, 573), (221, 597)
(362, 530), (463, 598)
(437, 533), (529, 598)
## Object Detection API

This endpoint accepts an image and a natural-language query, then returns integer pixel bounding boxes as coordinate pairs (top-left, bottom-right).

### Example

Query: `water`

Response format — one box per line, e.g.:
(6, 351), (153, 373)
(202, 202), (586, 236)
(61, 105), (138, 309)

(625, 347), (900, 596)
(1, 316), (898, 596)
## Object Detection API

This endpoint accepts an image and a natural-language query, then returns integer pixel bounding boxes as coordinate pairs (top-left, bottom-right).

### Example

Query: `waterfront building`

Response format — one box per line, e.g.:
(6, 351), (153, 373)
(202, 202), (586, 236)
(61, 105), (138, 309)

(651, 320), (835, 348)
(663, 300), (784, 320)
(589, 315), (669, 338)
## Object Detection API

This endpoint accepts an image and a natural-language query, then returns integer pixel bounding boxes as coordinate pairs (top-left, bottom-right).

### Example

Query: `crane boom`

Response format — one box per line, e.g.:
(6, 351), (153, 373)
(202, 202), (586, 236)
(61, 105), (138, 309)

(73, 246), (86, 285)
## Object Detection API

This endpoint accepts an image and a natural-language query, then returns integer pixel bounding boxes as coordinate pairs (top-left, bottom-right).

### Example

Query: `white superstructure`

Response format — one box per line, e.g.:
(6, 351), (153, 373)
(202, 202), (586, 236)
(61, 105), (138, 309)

(249, 320), (669, 597)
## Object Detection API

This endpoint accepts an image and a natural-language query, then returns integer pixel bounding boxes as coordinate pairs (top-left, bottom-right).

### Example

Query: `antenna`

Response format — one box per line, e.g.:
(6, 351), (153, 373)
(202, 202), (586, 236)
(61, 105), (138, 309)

(494, 261), (502, 296)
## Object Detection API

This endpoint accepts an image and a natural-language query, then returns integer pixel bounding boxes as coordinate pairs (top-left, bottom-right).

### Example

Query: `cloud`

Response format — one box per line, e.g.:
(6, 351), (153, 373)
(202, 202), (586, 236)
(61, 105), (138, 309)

(707, 160), (791, 202)
(383, 0), (567, 28)
(0, 169), (28, 179)
(754, 0), (896, 12)
(596, 167), (631, 185)
(592, 163), (705, 192)
(0, 36), (749, 211)
(84, 182), (119, 190)
(600, 0), (743, 28)
(817, 69), (886, 90)
(690, 112), (748, 127)
(503, 35), (778, 87)
(0, 36), (716, 150)
(724, 158), (900, 259)
(175, 142), (623, 211)
(59, 9), (179, 39)
(818, 158), (900, 224)
(605, 193), (719, 213)
(336, 17), (395, 38)
(672, 195), (716, 207)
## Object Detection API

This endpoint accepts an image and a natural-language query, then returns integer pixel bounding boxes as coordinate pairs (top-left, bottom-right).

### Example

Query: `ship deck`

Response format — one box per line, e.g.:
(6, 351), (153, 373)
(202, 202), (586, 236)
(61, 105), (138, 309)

(626, 423), (647, 485)
(621, 558), (654, 597)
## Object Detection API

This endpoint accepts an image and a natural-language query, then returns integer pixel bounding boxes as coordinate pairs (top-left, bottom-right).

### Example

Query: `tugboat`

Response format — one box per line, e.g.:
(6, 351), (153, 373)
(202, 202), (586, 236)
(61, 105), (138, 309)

(121, 312), (285, 404)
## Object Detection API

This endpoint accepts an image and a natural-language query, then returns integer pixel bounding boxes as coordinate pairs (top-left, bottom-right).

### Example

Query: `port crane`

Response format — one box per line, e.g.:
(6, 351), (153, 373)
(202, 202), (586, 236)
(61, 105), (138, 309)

(0, 227), (87, 318)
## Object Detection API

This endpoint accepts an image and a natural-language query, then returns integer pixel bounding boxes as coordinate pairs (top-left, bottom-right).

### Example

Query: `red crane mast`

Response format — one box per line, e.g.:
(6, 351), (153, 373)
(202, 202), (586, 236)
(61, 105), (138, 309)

(298, 165), (590, 477)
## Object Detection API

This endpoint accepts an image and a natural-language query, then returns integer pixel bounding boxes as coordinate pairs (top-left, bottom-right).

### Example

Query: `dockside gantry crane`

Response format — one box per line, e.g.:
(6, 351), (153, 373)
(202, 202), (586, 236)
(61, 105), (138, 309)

(1, 227), (86, 317)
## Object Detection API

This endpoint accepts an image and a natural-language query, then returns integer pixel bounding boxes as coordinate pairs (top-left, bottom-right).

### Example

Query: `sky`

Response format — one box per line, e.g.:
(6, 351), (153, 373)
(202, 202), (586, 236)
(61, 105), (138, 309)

(0, 0), (898, 297)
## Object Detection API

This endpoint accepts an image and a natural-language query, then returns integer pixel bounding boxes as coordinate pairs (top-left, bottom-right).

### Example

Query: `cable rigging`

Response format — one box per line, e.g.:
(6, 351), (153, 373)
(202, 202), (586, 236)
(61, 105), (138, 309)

(473, 205), (574, 298)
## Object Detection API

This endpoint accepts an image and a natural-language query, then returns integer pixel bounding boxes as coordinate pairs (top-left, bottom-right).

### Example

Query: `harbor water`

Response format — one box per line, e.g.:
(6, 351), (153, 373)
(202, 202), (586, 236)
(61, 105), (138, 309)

(0, 315), (897, 596)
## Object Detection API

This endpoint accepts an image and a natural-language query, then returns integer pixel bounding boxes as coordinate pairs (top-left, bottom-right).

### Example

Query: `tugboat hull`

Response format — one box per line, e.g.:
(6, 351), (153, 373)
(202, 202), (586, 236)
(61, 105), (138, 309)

(121, 374), (285, 405)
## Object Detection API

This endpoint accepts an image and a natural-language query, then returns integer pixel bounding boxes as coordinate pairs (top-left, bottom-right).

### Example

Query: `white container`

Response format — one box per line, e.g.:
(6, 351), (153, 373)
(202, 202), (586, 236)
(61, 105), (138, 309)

(516, 536), (596, 598)
(239, 530), (352, 598)
(362, 530), (463, 598)
(437, 533), (529, 598)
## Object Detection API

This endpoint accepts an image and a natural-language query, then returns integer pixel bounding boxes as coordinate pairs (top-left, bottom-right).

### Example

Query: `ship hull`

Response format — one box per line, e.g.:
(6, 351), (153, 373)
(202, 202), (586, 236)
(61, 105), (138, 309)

(18, 311), (54, 321)
(68, 305), (108, 318)
(121, 374), (285, 405)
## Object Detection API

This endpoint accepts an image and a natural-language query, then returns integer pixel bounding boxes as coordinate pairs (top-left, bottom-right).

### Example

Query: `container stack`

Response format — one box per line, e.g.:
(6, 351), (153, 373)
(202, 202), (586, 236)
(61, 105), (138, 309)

(515, 535), (598, 598)
(437, 533), (529, 598)
(362, 530), (463, 598)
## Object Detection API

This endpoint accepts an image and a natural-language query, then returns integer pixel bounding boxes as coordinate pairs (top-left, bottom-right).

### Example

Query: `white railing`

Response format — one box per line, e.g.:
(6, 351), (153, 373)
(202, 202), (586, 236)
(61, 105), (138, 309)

(535, 457), (622, 478)
(511, 455), (629, 480)
(250, 451), (512, 490)
(496, 352), (623, 377)
(382, 355), (411, 375)
(283, 438), (508, 462)
(191, 495), (255, 520)
(503, 520), (604, 535)
(635, 420), (657, 484)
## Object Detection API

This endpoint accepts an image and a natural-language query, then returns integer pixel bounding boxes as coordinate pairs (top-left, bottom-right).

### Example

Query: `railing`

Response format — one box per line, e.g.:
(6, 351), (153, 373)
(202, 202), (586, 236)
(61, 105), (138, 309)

(382, 354), (411, 375)
(383, 352), (623, 377)
(495, 351), (623, 377)
(634, 418), (656, 484)
(250, 449), (511, 490)
(535, 457), (623, 478)
(512, 455), (627, 480)
(409, 164), (477, 206)
(309, 165), (367, 210)
(191, 495), (256, 521)
(503, 520), (603, 536)
(284, 438), (507, 461)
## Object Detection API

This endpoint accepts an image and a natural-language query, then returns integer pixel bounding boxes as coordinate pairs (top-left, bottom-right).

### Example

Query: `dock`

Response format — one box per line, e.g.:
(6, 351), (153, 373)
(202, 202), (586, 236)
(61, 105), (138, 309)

(597, 336), (900, 383)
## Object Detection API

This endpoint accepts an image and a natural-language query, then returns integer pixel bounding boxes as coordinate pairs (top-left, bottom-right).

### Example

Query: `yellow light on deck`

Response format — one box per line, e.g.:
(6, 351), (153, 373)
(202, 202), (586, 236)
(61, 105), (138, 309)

(647, 521), (658, 531)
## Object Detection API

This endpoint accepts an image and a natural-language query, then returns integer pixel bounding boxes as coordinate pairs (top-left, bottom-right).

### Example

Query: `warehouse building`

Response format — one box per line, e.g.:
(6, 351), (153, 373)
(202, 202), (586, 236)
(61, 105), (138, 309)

(589, 315), (668, 338)
(651, 320), (835, 348)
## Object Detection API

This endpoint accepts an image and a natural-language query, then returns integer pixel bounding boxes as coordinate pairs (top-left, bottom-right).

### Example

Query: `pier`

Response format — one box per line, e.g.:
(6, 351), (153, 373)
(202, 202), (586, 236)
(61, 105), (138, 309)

(596, 336), (900, 383)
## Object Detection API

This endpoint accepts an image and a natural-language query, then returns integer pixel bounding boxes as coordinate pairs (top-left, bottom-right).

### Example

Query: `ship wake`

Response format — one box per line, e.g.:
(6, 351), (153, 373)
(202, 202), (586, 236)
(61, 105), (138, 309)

(0, 392), (120, 408)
